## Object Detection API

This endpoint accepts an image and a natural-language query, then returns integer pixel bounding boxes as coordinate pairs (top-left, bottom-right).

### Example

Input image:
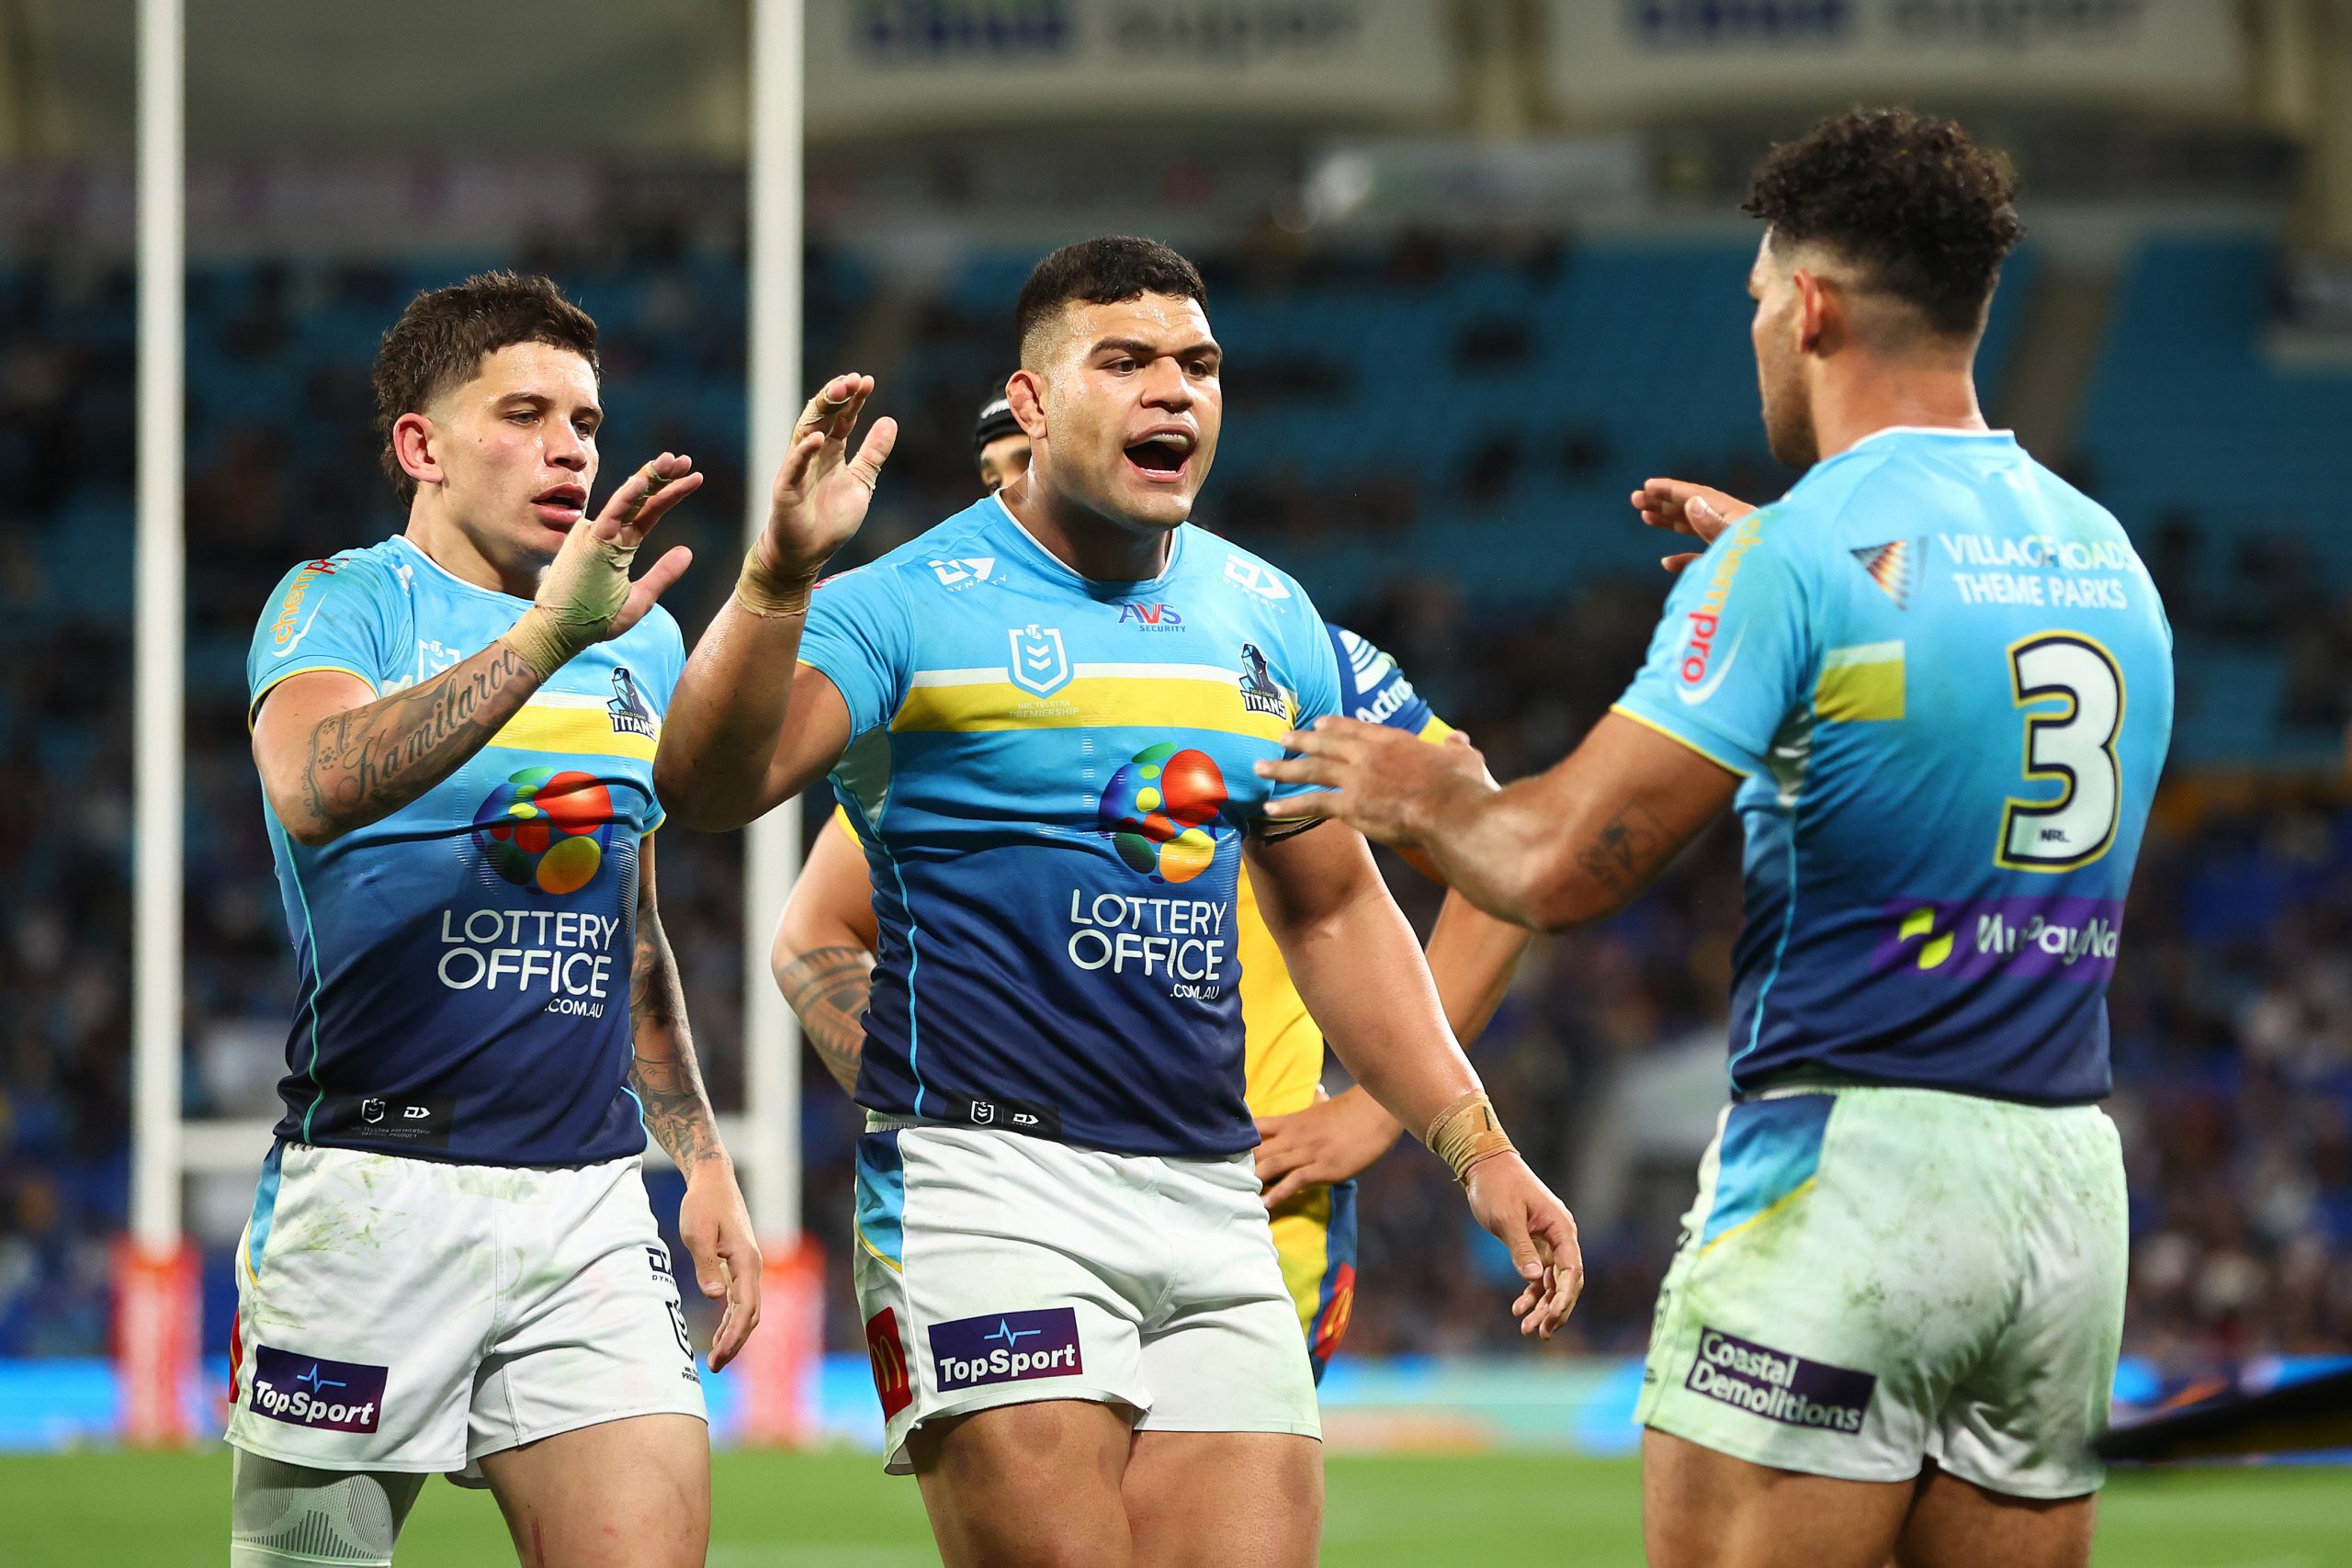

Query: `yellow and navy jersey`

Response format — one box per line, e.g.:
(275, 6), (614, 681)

(1238, 625), (1454, 1118)
(798, 495), (1341, 1157)
(244, 536), (681, 1167)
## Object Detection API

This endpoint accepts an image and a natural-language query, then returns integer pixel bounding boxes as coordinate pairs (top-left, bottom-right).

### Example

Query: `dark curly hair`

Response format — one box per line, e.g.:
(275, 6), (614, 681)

(1744, 109), (2023, 339)
(373, 270), (600, 502)
(1015, 236), (1207, 366)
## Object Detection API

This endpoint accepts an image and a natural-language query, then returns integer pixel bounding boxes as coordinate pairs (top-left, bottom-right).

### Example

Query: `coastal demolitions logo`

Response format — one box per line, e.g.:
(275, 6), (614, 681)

(1684, 1327), (1873, 1435)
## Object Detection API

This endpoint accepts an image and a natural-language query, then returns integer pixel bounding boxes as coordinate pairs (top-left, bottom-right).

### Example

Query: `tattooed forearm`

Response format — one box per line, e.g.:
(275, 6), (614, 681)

(777, 945), (875, 1097)
(1574, 799), (1676, 907)
(297, 641), (538, 838)
(630, 900), (724, 1178)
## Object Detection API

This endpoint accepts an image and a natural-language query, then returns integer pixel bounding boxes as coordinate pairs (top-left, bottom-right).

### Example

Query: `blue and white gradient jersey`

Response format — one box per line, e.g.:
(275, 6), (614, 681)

(246, 536), (681, 1167)
(799, 495), (1343, 1157)
(1615, 428), (2174, 1105)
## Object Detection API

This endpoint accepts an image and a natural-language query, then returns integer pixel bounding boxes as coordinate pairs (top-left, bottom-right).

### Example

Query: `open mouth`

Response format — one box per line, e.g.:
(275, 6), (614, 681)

(1123, 430), (1194, 482)
(532, 485), (587, 525)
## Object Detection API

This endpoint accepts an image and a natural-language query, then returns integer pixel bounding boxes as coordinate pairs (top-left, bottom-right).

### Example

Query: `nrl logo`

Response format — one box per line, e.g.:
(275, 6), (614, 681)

(1010, 625), (1071, 696)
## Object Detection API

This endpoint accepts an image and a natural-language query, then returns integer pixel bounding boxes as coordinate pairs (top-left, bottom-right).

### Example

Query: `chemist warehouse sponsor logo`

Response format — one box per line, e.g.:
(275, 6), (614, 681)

(266, 557), (345, 659)
(1677, 515), (1764, 698)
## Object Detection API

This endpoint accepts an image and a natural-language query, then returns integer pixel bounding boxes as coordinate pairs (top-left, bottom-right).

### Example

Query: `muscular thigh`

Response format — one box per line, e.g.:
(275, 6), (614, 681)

(1894, 1465), (2095, 1568)
(1644, 1428), (1910, 1568)
(1124, 1429), (1320, 1568)
(477, 1412), (708, 1568)
(910, 1399), (1135, 1568)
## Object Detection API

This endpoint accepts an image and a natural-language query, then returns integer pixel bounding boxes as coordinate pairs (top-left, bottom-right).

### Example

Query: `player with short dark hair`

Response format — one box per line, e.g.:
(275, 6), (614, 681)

(770, 389), (1535, 1387)
(230, 271), (758, 1568)
(1264, 111), (2173, 1568)
(657, 234), (1581, 1568)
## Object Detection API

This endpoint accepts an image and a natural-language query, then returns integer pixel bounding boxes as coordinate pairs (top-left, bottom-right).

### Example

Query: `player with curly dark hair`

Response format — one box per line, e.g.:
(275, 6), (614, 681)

(1263, 110), (2172, 1568)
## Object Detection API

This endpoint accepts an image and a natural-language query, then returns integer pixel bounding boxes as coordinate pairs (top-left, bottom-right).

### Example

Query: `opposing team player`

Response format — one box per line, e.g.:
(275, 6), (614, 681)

(657, 237), (1580, 1568)
(232, 273), (757, 1568)
(771, 391), (1533, 1382)
(1261, 112), (2173, 1568)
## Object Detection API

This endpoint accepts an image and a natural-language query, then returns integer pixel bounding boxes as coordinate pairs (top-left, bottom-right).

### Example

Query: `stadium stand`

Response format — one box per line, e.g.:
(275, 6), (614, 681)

(3, 230), (2348, 1379)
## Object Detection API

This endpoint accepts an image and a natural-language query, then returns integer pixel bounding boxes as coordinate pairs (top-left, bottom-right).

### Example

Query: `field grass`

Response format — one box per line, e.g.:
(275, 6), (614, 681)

(3, 1449), (2346, 1565)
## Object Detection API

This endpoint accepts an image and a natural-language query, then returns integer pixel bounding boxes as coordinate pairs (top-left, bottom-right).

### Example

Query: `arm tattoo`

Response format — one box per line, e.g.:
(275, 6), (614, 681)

(1576, 799), (1677, 904)
(629, 890), (724, 1177)
(777, 945), (874, 1097)
(299, 643), (536, 837)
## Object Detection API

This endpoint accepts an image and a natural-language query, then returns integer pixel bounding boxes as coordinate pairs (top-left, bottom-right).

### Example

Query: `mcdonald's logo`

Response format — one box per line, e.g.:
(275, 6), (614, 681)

(865, 1307), (912, 1420)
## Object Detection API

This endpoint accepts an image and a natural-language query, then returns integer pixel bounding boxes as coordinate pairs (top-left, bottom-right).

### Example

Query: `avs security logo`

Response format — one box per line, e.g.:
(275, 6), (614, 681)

(930, 1308), (1083, 1394)
(1117, 601), (1184, 629)
(1684, 1327), (1873, 1435)
(1098, 742), (1226, 884)
(1875, 897), (2123, 982)
(1676, 513), (1764, 705)
(1010, 624), (1071, 696)
(248, 1346), (389, 1434)
(472, 767), (616, 895)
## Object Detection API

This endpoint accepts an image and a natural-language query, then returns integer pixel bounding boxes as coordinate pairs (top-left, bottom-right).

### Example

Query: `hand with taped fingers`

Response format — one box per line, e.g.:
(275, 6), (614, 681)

(506, 452), (699, 679)
(1255, 717), (1497, 851)
(754, 372), (899, 584)
(1631, 476), (1756, 573)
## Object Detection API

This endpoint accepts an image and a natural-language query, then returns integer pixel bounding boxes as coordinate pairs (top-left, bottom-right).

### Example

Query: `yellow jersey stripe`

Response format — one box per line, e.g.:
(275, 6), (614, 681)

(488, 705), (659, 761)
(893, 674), (1291, 738)
(1815, 641), (1906, 723)
(1608, 703), (1756, 778)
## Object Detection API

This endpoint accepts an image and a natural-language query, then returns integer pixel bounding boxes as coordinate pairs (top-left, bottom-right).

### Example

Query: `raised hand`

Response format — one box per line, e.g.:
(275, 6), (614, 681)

(1631, 476), (1755, 573)
(756, 374), (899, 581)
(508, 454), (699, 677)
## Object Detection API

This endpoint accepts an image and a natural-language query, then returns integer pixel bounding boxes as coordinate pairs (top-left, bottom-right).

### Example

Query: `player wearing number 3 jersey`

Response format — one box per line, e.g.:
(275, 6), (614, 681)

(1261, 112), (2174, 1568)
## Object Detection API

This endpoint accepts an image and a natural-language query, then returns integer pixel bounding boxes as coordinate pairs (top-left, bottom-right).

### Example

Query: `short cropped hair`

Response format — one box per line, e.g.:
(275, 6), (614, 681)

(373, 270), (600, 502)
(1744, 109), (2023, 340)
(1014, 236), (1207, 366)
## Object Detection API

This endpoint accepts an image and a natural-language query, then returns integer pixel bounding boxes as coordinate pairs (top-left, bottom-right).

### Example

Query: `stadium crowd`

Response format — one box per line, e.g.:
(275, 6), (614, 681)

(3, 232), (2349, 1381)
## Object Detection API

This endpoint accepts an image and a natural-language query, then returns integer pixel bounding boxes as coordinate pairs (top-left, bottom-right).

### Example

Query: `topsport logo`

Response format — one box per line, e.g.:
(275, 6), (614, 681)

(247, 1346), (388, 1434)
(1677, 513), (1764, 703)
(929, 1308), (1083, 1394)
(1097, 742), (1226, 884)
(472, 767), (616, 895)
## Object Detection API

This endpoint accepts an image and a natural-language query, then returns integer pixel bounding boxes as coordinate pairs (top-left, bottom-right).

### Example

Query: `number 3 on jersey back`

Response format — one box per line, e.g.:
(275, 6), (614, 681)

(1999, 632), (2124, 873)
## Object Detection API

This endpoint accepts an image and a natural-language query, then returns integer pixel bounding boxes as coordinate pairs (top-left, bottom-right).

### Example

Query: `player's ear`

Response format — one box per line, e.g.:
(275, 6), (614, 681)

(392, 411), (443, 491)
(1792, 269), (1832, 357)
(1006, 370), (1046, 441)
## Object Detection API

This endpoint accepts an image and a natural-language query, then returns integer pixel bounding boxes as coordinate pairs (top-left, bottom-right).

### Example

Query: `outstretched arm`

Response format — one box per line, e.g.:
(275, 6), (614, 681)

(628, 837), (763, 1371)
(771, 818), (880, 1097)
(1243, 824), (1582, 1337)
(657, 378), (896, 830)
(253, 458), (696, 845)
(1258, 713), (1739, 931)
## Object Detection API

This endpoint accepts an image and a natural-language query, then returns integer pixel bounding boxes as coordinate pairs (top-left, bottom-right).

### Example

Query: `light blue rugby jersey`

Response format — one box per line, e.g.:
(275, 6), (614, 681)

(799, 494), (1344, 1157)
(1615, 428), (2174, 1105)
(246, 535), (682, 1166)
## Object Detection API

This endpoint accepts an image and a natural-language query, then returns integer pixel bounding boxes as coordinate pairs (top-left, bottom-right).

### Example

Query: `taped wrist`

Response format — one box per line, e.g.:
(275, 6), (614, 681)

(510, 528), (637, 678)
(1424, 1089), (1515, 1183)
(735, 547), (816, 618)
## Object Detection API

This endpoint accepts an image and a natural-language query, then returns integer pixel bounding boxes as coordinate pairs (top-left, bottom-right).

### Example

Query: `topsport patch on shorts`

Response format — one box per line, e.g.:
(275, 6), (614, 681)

(928, 1309), (1084, 1393)
(1685, 1326), (1876, 1434)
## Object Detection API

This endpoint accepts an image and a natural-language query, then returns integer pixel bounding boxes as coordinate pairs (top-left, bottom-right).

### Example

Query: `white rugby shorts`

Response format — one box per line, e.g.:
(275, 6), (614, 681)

(1637, 1084), (2128, 1497)
(852, 1120), (1321, 1473)
(226, 1143), (706, 1476)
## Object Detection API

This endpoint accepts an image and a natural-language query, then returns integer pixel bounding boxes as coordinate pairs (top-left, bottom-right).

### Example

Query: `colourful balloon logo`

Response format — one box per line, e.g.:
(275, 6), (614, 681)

(472, 767), (615, 895)
(1098, 743), (1225, 884)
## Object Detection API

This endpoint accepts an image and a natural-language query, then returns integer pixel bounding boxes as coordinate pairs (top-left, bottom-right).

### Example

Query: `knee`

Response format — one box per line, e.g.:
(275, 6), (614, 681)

(231, 1449), (423, 1567)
